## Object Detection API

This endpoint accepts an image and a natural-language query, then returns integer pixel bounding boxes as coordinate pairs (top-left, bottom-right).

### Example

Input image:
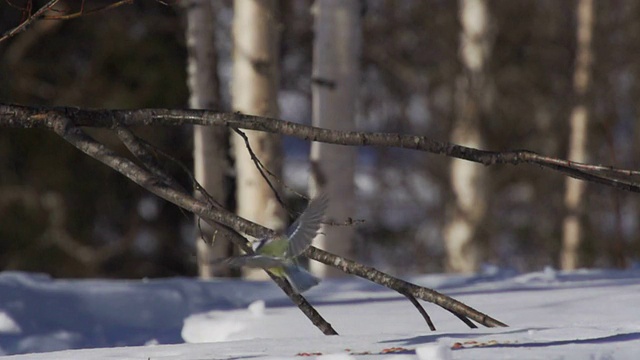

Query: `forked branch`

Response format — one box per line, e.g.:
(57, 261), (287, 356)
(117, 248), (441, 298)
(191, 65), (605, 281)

(5, 103), (640, 329)
(307, 247), (506, 328)
(48, 114), (338, 336)
(39, 112), (505, 333)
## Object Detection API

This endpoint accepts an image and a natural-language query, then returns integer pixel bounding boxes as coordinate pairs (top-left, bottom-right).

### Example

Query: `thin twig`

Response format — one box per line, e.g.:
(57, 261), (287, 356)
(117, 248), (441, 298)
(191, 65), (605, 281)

(116, 126), (225, 211)
(403, 293), (436, 331)
(233, 127), (306, 199)
(446, 309), (478, 329)
(115, 126), (186, 192)
(114, 126), (202, 231)
(116, 126), (226, 259)
(324, 217), (366, 227)
(0, 0), (60, 43)
(232, 128), (364, 225)
(42, 0), (133, 20)
(232, 127), (288, 209)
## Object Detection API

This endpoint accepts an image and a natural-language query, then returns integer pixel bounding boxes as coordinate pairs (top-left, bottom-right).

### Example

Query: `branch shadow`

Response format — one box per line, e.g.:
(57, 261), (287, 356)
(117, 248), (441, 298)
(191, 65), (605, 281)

(384, 329), (640, 349)
(488, 332), (640, 348)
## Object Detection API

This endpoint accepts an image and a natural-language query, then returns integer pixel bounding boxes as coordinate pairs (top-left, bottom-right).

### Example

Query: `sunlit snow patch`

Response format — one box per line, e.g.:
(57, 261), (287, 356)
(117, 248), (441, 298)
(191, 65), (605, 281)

(182, 300), (266, 343)
(0, 311), (21, 334)
(415, 342), (452, 360)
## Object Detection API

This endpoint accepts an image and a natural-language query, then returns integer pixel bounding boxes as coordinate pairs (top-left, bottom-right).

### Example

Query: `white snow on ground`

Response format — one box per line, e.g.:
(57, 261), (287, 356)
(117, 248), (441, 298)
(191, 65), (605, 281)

(1, 267), (640, 359)
(0, 312), (20, 335)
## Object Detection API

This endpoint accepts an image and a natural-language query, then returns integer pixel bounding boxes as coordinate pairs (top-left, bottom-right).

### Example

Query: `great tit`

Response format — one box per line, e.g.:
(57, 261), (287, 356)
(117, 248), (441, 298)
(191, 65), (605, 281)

(227, 194), (328, 293)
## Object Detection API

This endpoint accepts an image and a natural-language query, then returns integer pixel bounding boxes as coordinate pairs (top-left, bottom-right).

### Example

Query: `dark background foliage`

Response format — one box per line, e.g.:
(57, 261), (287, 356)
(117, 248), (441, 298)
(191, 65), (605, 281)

(2, 0), (640, 278)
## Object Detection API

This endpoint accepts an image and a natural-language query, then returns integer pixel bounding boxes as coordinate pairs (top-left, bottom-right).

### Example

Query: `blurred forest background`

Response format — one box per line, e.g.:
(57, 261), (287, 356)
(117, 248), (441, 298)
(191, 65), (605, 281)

(2, 0), (640, 279)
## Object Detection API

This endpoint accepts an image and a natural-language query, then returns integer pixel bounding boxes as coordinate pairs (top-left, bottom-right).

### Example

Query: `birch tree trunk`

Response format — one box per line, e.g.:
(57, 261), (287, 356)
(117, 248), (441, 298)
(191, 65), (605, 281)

(308, 0), (360, 278)
(443, 0), (493, 273)
(185, 0), (232, 278)
(561, 0), (594, 270)
(232, 0), (286, 280)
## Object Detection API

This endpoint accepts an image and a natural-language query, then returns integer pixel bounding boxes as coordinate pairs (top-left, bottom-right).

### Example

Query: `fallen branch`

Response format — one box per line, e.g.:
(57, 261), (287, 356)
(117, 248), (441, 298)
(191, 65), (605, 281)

(306, 247), (506, 328)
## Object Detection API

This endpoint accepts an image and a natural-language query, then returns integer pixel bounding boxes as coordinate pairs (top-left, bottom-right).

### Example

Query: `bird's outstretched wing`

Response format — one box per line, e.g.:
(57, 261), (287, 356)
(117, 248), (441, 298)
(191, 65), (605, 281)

(286, 193), (329, 258)
(284, 264), (320, 293)
(225, 255), (285, 269)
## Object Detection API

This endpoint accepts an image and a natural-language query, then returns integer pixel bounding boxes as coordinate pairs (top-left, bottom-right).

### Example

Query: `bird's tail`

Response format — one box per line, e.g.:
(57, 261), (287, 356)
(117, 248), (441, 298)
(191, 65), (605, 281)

(284, 265), (320, 293)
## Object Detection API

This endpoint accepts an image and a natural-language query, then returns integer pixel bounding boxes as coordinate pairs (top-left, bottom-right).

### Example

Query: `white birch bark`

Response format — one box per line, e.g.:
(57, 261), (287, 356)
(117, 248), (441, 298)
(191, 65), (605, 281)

(232, 0), (286, 280)
(309, 0), (360, 278)
(443, 0), (493, 273)
(561, 0), (594, 270)
(185, 0), (232, 278)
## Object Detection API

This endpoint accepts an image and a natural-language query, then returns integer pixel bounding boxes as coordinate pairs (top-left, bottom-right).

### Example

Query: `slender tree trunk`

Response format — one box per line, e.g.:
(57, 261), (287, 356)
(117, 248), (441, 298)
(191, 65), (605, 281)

(443, 0), (494, 273)
(308, 0), (360, 278)
(561, 0), (594, 270)
(184, 0), (233, 278)
(232, 0), (286, 280)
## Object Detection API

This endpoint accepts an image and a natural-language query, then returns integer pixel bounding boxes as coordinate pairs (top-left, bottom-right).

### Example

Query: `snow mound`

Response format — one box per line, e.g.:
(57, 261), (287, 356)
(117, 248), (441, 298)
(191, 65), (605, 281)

(0, 312), (20, 335)
(415, 343), (452, 360)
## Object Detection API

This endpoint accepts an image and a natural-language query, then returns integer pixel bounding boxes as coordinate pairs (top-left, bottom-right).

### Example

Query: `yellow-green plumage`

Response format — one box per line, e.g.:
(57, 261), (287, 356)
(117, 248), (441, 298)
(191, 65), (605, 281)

(255, 234), (289, 257)
(254, 235), (289, 277)
(225, 194), (329, 293)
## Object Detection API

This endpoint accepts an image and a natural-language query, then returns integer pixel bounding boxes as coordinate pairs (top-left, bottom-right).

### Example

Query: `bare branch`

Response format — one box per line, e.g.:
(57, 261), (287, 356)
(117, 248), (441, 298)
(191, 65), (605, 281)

(1, 0), (157, 44)
(0, 0), (60, 43)
(115, 126), (187, 193)
(2, 104), (640, 194)
(403, 294), (436, 331)
(42, 0), (134, 20)
(232, 127), (310, 201)
(36, 111), (504, 331)
(47, 115), (338, 336)
(117, 125), (434, 328)
(306, 246), (507, 328)
(232, 127), (287, 209)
